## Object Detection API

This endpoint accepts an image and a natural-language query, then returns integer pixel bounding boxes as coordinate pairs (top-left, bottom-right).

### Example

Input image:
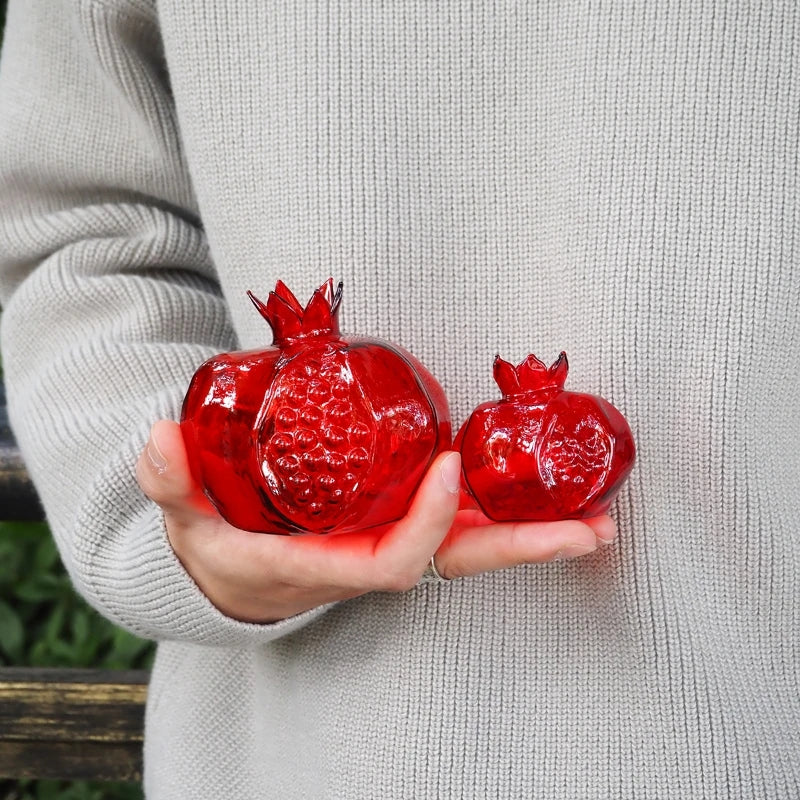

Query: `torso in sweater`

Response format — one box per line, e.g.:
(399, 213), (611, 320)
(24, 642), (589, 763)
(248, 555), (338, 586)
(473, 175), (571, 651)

(0, 1), (798, 797)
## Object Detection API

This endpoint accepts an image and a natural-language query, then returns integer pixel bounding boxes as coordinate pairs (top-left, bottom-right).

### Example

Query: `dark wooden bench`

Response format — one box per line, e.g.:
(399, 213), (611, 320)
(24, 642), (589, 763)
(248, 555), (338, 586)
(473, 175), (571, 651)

(0, 379), (147, 782)
(0, 668), (147, 781)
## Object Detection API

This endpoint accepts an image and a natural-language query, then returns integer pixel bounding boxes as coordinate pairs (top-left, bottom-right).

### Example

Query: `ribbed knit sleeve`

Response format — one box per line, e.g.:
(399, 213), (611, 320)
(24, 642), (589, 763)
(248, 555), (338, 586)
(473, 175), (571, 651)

(0, 0), (329, 645)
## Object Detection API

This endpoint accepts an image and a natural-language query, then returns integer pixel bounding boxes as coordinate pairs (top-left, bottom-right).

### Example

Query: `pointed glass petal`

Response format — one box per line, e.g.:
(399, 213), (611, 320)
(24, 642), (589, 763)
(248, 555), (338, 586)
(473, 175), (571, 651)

(302, 287), (334, 334)
(331, 281), (344, 317)
(246, 290), (271, 322)
(264, 291), (303, 341)
(518, 353), (552, 392)
(318, 278), (335, 306)
(493, 356), (521, 396)
(273, 280), (304, 315)
(548, 351), (569, 389)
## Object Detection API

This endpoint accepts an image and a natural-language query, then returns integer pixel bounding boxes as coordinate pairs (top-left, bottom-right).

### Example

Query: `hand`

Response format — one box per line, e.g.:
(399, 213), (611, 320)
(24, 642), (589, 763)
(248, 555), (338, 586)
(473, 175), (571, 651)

(431, 502), (617, 579)
(136, 421), (616, 623)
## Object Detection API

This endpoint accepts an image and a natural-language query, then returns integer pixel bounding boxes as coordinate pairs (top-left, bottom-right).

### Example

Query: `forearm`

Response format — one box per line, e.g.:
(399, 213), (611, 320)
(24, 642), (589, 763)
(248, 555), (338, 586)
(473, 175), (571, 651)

(0, 0), (330, 644)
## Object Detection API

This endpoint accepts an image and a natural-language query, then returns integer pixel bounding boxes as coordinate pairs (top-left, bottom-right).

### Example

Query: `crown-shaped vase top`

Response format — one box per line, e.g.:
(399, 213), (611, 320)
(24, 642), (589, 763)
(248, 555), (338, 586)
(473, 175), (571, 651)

(493, 352), (569, 398)
(247, 278), (343, 345)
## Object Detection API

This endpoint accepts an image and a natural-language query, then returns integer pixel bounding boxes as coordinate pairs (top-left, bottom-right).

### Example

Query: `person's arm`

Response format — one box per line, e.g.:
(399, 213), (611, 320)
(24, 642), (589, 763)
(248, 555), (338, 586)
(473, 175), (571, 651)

(0, 0), (334, 644)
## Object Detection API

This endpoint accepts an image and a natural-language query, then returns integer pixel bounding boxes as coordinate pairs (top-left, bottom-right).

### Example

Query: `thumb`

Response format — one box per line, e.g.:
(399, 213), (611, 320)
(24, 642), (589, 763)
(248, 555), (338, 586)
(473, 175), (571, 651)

(135, 419), (198, 514)
(374, 451), (461, 581)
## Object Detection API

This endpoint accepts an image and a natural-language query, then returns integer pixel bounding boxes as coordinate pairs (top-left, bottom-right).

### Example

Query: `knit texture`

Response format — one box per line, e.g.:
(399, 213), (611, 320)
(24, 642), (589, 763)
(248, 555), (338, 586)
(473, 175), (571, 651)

(1, 1), (798, 797)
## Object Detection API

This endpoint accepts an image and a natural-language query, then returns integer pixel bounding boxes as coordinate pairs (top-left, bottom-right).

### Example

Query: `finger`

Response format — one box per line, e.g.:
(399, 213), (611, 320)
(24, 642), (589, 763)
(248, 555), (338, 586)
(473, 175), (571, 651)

(589, 514), (618, 544)
(135, 419), (208, 515)
(371, 451), (461, 585)
(446, 508), (617, 543)
(435, 516), (602, 579)
(440, 512), (617, 541)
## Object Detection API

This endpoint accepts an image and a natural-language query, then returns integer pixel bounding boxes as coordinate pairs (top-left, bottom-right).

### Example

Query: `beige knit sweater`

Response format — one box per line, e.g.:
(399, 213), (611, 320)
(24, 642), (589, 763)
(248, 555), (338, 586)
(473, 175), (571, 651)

(1, 1), (798, 797)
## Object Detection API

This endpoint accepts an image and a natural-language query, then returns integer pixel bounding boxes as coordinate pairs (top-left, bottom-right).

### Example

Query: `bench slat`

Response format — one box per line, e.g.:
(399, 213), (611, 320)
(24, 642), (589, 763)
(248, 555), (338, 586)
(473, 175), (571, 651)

(0, 668), (147, 782)
(0, 741), (144, 782)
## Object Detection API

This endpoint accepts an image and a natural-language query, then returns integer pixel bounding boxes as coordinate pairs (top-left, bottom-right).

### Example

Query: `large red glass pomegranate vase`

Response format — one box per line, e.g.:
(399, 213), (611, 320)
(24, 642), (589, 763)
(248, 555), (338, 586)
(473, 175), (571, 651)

(181, 279), (451, 534)
(457, 352), (635, 521)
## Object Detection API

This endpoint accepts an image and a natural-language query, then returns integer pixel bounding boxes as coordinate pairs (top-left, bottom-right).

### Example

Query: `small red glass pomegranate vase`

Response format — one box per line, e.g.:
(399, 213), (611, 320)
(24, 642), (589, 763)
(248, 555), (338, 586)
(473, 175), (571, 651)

(456, 352), (635, 521)
(181, 279), (451, 534)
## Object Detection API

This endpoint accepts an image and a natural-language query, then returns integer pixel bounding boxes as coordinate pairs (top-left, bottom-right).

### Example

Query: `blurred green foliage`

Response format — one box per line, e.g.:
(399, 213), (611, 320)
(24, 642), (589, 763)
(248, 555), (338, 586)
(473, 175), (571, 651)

(1, 782), (144, 800)
(1, 781), (143, 800)
(0, 521), (153, 800)
(0, 521), (154, 670)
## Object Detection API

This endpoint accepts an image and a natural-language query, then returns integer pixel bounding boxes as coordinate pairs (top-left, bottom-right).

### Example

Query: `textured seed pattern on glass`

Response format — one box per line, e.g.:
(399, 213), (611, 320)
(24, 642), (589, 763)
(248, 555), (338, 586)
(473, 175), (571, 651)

(539, 415), (613, 505)
(258, 351), (376, 528)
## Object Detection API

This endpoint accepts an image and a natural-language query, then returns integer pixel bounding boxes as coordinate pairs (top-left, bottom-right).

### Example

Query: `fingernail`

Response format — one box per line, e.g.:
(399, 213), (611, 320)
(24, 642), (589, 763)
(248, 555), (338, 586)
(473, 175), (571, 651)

(596, 532), (618, 546)
(146, 436), (168, 475)
(439, 452), (461, 495)
(553, 542), (596, 561)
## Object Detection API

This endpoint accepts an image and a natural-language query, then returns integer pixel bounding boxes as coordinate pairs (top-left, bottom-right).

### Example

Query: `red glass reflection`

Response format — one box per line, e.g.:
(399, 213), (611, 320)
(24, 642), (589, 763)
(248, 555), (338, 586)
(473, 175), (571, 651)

(181, 279), (451, 534)
(456, 353), (635, 521)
